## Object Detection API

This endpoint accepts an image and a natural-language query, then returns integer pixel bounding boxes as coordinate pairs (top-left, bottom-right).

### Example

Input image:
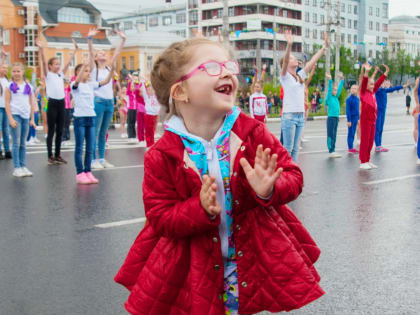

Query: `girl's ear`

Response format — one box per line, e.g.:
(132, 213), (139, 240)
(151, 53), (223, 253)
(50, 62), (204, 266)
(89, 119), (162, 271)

(171, 83), (189, 103)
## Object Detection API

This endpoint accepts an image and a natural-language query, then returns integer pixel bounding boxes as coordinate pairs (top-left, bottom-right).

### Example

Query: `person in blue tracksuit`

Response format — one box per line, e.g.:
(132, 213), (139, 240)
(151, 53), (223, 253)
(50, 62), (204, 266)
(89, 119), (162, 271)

(374, 79), (409, 152)
(346, 84), (360, 154)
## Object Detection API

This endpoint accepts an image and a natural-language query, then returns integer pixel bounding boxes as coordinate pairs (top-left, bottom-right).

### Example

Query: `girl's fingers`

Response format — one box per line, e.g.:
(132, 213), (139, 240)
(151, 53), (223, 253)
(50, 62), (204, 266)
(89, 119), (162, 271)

(268, 154), (278, 174)
(240, 157), (253, 175)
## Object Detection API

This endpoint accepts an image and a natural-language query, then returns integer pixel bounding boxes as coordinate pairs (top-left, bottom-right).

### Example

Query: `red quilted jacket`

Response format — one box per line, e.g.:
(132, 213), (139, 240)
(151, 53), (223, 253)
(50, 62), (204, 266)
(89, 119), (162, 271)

(115, 113), (325, 314)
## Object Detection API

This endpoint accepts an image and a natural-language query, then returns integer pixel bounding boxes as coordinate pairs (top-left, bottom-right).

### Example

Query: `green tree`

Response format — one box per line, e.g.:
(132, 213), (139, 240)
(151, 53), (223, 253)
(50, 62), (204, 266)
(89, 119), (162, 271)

(393, 49), (411, 84)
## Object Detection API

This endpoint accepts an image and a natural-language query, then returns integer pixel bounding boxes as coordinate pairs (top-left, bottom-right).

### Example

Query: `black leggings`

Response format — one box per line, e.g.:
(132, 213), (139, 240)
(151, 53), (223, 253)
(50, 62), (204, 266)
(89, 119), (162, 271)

(127, 109), (137, 138)
(47, 98), (65, 158)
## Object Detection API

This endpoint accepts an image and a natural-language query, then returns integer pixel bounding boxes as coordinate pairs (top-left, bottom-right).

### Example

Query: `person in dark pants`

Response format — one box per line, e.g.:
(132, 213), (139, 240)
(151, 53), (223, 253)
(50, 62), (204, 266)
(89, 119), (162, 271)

(127, 108), (137, 140)
(62, 81), (73, 142)
(346, 84), (360, 154)
(37, 38), (78, 165)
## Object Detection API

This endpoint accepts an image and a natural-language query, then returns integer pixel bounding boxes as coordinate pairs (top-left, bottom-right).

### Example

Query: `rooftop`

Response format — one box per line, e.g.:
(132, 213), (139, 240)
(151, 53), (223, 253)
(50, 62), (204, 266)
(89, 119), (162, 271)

(106, 3), (186, 21)
(389, 15), (420, 25)
(109, 30), (184, 48)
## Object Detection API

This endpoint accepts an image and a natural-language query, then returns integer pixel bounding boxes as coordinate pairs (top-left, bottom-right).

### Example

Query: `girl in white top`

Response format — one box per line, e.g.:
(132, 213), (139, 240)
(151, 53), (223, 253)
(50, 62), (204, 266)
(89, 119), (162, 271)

(0, 48), (11, 159)
(279, 29), (328, 162)
(87, 28), (126, 169)
(37, 38), (78, 165)
(71, 62), (115, 185)
(249, 64), (268, 123)
(140, 79), (161, 147)
(4, 63), (36, 177)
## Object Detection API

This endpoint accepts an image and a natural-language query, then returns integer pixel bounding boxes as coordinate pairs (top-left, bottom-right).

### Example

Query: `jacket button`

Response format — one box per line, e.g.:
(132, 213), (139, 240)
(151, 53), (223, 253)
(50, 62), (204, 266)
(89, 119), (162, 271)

(240, 145), (245, 151)
(184, 163), (188, 169)
(237, 251), (243, 257)
(235, 224), (241, 231)
(233, 172), (237, 177)
(241, 281), (247, 288)
(214, 264), (220, 271)
(234, 200), (239, 205)
(212, 237), (218, 243)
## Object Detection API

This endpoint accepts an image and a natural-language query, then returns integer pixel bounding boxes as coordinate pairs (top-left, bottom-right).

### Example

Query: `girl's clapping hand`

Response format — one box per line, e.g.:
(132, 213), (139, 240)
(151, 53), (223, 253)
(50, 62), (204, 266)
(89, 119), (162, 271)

(240, 144), (283, 199)
(200, 175), (222, 217)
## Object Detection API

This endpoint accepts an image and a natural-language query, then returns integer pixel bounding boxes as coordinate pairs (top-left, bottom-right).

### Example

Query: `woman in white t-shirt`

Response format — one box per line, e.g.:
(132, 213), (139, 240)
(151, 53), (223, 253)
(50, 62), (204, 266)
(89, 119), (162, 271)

(279, 29), (328, 162)
(4, 63), (36, 177)
(0, 49), (11, 159)
(71, 63), (114, 185)
(87, 28), (126, 169)
(249, 64), (268, 123)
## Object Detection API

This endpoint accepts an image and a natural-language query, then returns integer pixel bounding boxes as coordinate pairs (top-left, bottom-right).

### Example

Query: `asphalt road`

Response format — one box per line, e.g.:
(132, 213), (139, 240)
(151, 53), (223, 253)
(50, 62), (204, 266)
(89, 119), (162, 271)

(0, 94), (419, 315)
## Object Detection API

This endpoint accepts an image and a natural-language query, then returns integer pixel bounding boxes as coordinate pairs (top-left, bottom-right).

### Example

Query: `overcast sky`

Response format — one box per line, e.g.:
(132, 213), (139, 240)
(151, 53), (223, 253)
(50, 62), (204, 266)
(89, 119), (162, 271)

(91, 0), (420, 20)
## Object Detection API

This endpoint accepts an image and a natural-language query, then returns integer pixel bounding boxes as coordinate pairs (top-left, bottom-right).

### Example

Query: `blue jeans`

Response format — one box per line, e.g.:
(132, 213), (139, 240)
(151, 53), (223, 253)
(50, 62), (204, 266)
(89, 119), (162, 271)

(281, 112), (305, 162)
(9, 115), (29, 168)
(0, 108), (10, 152)
(374, 109), (386, 147)
(27, 112), (39, 141)
(417, 115), (420, 159)
(347, 116), (359, 149)
(74, 117), (96, 174)
(93, 97), (114, 160)
(327, 116), (339, 153)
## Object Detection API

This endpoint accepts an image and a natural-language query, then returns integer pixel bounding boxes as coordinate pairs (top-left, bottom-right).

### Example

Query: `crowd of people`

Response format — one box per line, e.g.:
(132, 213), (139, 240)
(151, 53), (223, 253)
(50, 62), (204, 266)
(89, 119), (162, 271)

(1, 27), (419, 315)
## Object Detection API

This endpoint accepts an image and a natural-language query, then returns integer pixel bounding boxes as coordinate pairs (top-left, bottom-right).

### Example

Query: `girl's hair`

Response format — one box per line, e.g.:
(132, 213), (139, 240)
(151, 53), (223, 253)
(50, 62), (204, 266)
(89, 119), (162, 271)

(48, 57), (60, 67)
(74, 64), (84, 76)
(279, 56), (304, 84)
(151, 38), (232, 118)
(11, 62), (25, 71)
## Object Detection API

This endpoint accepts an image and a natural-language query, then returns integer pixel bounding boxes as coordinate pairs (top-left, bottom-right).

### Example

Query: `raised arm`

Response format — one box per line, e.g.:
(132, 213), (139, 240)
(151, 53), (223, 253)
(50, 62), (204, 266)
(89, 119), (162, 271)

(87, 27), (98, 70)
(110, 31), (126, 66)
(73, 63), (87, 86)
(99, 62), (115, 86)
(62, 38), (79, 75)
(281, 29), (294, 77)
(305, 64), (316, 87)
(360, 63), (370, 93)
(414, 77), (419, 110)
(325, 72), (332, 101)
(373, 65), (388, 93)
(260, 64), (267, 85)
(336, 73), (344, 97)
(251, 63), (258, 93)
(304, 32), (328, 74)
(36, 39), (48, 77)
(0, 47), (7, 66)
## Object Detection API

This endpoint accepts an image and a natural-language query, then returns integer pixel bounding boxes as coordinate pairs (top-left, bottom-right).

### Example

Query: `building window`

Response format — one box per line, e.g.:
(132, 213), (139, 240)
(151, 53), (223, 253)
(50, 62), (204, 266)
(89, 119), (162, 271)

(348, 5), (352, 13)
(55, 52), (63, 66)
(305, 28), (310, 38)
(149, 16), (158, 27)
(369, 50), (372, 57)
(376, 22), (379, 32)
(376, 7), (379, 17)
(369, 21), (373, 30)
(341, 33), (345, 43)
(382, 3), (388, 18)
(124, 21), (133, 30)
(348, 34), (351, 43)
(2, 30), (10, 45)
(383, 38), (387, 45)
(354, 34), (357, 43)
(313, 0), (317, 6)
(176, 13), (186, 24)
(354, 20), (357, 29)
(217, 9), (223, 18)
(313, 13), (317, 23)
(354, 5), (358, 15)
(313, 29), (317, 39)
(320, 14), (324, 24)
(147, 55), (153, 71)
(376, 36), (380, 44)
(340, 17), (345, 27)
(348, 19), (351, 28)
(369, 7), (372, 16)
(189, 11), (198, 22)
(129, 56), (134, 70)
(341, 3), (345, 13)
(305, 12), (309, 22)
(228, 7), (234, 17)
(57, 7), (93, 24)
(163, 16), (172, 26)
(122, 57), (126, 68)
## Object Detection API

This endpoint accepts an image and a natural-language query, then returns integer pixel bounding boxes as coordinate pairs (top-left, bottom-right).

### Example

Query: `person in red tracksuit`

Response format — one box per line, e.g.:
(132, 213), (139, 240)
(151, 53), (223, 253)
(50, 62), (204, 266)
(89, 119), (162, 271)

(359, 63), (388, 170)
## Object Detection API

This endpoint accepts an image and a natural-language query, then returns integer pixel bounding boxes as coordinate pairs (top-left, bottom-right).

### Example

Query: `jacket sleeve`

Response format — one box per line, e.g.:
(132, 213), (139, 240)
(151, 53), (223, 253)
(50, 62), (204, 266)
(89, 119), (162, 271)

(143, 150), (220, 238)
(248, 125), (304, 207)
(325, 79), (333, 105)
(385, 85), (403, 93)
(373, 74), (387, 93)
(346, 98), (351, 122)
(360, 75), (368, 94)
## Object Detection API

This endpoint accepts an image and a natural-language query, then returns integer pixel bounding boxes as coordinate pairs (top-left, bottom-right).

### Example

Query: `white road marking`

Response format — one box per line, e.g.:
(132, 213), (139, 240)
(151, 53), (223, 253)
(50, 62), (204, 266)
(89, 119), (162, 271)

(26, 143), (146, 155)
(300, 143), (414, 155)
(92, 164), (144, 171)
(95, 217), (146, 228)
(363, 174), (420, 185)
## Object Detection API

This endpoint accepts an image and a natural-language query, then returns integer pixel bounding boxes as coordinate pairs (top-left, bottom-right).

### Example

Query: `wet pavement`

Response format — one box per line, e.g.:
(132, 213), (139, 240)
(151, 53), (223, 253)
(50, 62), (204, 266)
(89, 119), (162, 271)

(0, 94), (419, 315)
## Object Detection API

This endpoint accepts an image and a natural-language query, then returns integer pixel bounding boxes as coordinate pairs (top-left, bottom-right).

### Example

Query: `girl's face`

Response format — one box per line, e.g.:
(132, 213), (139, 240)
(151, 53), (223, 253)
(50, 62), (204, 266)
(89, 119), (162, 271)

(49, 59), (61, 73)
(81, 66), (91, 81)
(332, 86), (338, 96)
(121, 87), (127, 95)
(11, 66), (24, 81)
(350, 85), (358, 95)
(96, 50), (108, 63)
(368, 78), (375, 91)
(289, 55), (299, 69)
(180, 44), (238, 116)
(254, 82), (262, 93)
(0, 64), (8, 77)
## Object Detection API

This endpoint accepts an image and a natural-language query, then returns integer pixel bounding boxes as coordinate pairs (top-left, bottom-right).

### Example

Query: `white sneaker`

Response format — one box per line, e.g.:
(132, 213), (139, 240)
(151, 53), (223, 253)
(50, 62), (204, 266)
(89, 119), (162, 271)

(33, 137), (41, 144)
(301, 137), (309, 143)
(44, 134), (48, 139)
(13, 168), (25, 177)
(329, 152), (342, 158)
(91, 160), (104, 169)
(26, 139), (35, 146)
(100, 160), (114, 168)
(360, 163), (372, 170)
(21, 167), (33, 177)
(369, 162), (378, 169)
(128, 138), (137, 144)
(417, 159), (420, 165)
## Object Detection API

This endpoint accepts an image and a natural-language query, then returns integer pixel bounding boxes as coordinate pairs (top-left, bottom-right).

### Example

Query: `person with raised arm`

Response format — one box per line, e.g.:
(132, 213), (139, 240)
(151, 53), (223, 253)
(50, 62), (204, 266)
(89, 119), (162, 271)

(36, 38), (78, 165)
(279, 29), (328, 162)
(87, 27), (126, 168)
(249, 64), (268, 123)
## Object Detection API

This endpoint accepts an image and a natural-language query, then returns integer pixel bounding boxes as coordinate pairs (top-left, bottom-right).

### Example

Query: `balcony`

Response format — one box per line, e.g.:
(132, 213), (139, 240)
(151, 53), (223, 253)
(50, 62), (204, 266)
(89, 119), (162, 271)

(201, 0), (302, 11)
(201, 14), (302, 28)
(24, 24), (39, 30)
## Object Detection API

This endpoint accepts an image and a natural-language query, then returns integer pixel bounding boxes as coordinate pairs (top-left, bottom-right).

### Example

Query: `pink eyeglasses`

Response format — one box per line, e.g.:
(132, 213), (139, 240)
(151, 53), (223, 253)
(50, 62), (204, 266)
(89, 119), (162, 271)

(176, 60), (240, 83)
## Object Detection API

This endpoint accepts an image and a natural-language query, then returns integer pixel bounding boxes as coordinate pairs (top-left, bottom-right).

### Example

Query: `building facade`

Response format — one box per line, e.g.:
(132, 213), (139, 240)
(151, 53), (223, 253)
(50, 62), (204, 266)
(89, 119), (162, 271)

(389, 16), (420, 58)
(0, 0), (111, 76)
(106, 4), (187, 38)
(302, 0), (389, 59)
(187, 0), (304, 76)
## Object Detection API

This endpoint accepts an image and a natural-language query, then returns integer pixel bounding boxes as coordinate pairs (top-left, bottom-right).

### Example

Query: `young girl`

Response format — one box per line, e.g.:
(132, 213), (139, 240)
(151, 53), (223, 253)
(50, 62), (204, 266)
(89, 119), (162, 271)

(249, 64), (268, 123)
(0, 49), (12, 160)
(280, 29), (328, 162)
(359, 63), (388, 170)
(135, 78), (146, 143)
(71, 62), (114, 184)
(141, 79), (160, 147)
(37, 38), (77, 165)
(118, 86), (128, 138)
(62, 79), (73, 143)
(4, 63), (36, 177)
(414, 77), (420, 164)
(87, 28), (125, 167)
(115, 38), (324, 315)
(346, 84), (360, 153)
(126, 75), (138, 142)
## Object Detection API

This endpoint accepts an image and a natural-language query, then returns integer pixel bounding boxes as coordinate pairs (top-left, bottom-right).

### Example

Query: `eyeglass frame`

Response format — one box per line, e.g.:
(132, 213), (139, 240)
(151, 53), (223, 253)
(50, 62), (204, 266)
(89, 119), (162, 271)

(175, 60), (240, 83)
